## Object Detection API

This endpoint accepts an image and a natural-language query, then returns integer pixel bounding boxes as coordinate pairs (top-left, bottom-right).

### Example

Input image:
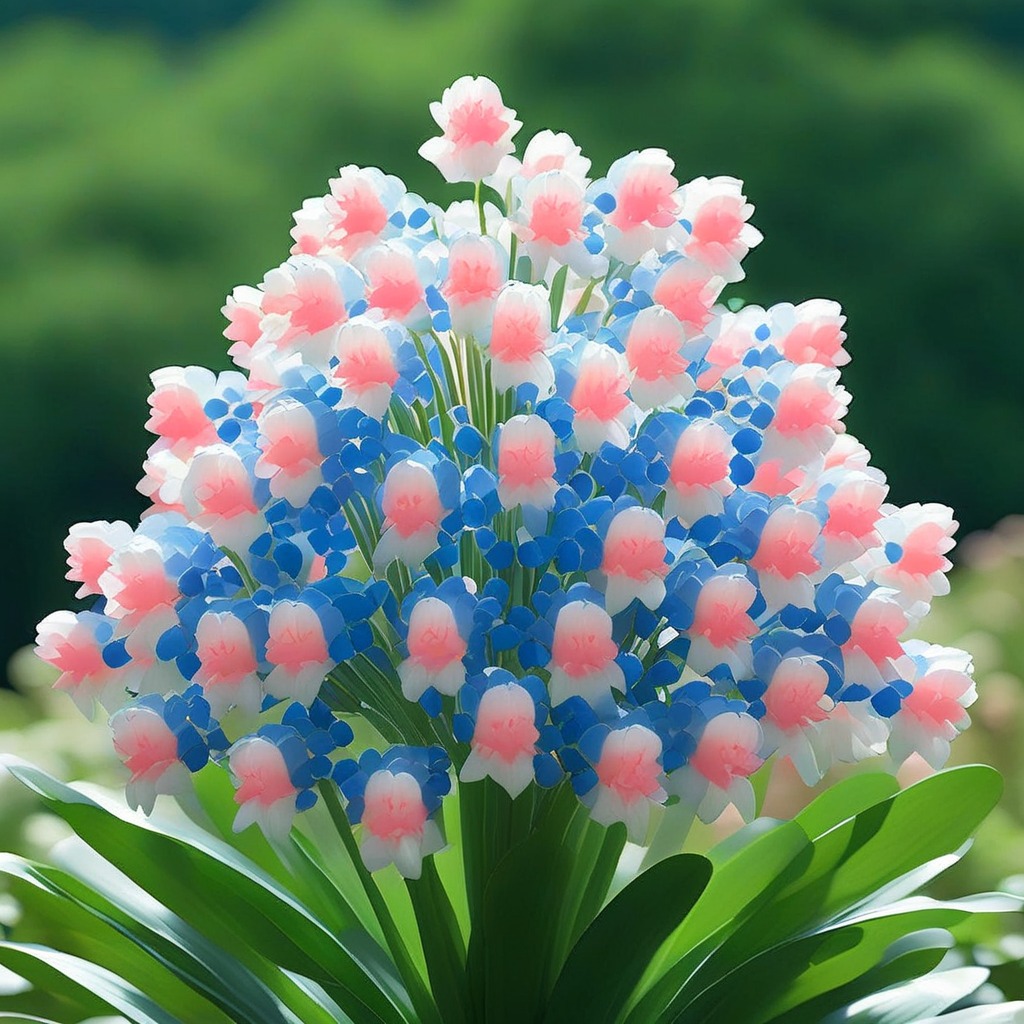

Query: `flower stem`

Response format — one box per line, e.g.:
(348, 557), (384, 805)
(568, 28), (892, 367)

(475, 180), (487, 235)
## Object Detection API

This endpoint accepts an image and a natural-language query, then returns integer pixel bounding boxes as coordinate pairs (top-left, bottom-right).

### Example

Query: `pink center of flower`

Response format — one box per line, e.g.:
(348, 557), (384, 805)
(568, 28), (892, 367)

(261, 431), (320, 477)
(602, 533), (668, 580)
(114, 564), (178, 615)
(498, 439), (555, 488)
(691, 729), (762, 789)
(670, 429), (731, 488)
(224, 305), (262, 347)
(897, 523), (950, 576)
(51, 633), (106, 680)
(473, 687), (539, 764)
(491, 308), (546, 361)
(824, 484), (883, 540)
(444, 252), (503, 305)
(266, 619), (329, 673)
(552, 622), (618, 678)
(612, 168), (679, 229)
(368, 273), (424, 320)
(750, 513), (821, 579)
(782, 322), (845, 366)
(902, 670), (968, 729)
(762, 663), (829, 732)
(68, 537), (115, 592)
(148, 387), (215, 445)
(198, 472), (258, 518)
(382, 469), (444, 537)
(846, 602), (907, 664)
(198, 631), (257, 685)
(336, 338), (399, 392)
(773, 379), (838, 435)
(408, 620), (466, 673)
(596, 730), (662, 803)
(448, 101), (508, 147)
(335, 182), (388, 238)
(691, 578), (757, 647)
(570, 361), (630, 422)
(652, 272), (714, 330)
(690, 196), (744, 247)
(115, 721), (179, 779)
(626, 324), (688, 381)
(234, 746), (297, 806)
(363, 774), (428, 841)
(529, 194), (583, 246)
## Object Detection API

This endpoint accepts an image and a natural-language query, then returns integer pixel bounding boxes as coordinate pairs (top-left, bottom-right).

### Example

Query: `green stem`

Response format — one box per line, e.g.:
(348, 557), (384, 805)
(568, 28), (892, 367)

(318, 781), (442, 1024)
(474, 180), (487, 235)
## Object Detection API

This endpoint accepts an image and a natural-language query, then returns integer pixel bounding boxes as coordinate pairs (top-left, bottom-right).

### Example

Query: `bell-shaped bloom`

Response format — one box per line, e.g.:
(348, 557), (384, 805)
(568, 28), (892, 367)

(331, 317), (402, 418)
(512, 170), (607, 279)
(687, 712), (764, 822)
(229, 734), (302, 840)
(567, 342), (635, 452)
(548, 599), (624, 707)
(221, 285), (265, 368)
(322, 165), (406, 259)
(110, 702), (191, 815)
(696, 306), (765, 390)
(819, 471), (887, 565)
(602, 149), (685, 264)
(823, 699), (891, 765)
(588, 724), (667, 841)
(665, 421), (735, 524)
(363, 241), (432, 329)
(64, 520), (134, 599)
(359, 769), (445, 878)
(841, 588), (910, 688)
(774, 299), (849, 368)
(496, 414), (558, 511)
(254, 398), (324, 507)
(121, 608), (187, 698)
(623, 305), (695, 409)
(181, 444), (264, 551)
(193, 609), (264, 717)
(99, 535), (180, 624)
(419, 75), (521, 183)
(264, 600), (334, 707)
(888, 641), (976, 770)
(35, 610), (126, 717)
(679, 176), (762, 283)
(759, 656), (832, 785)
(460, 682), (540, 798)
(759, 365), (851, 470)
(867, 503), (957, 610)
(137, 447), (190, 518)
(686, 569), (758, 678)
(600, 507), (670, 615)
(145, 366), (222, 457)
(374, 456), (451, 570)
(442, 233), (507, 339)
(397, 597), (468, 701)
(749, 505), (824, 612)
(488, 282), (554, 394)
(651, 258), (725, 335)
(259, 255), (352, 363)
(489, 129), (591, 196)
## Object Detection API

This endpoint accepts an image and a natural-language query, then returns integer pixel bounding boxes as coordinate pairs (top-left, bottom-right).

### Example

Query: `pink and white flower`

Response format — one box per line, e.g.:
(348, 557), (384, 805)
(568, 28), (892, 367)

(331, 317), (401, 418)
(110, 704), (190, 815)
(819, 471), (888, 566)
(35, 611), (126, 717)
(459, 682), (540, 798)
(888, 641), (976, 770)
(322, 165), (406, 259)
(651, 258), (725, 335)
(488, 282), (555, 394)
(512, 170), (607, 279)
(374, 458), (447, 570)
(181, 444), (264, 550)
(665, 421), (735, 524)
(568, 342), (635, 452)
(685, 712), (764, 822)
(221, 285), (265, 368)
(679, 176), (762, 282)
(488, 129), (591, 196)
(841, 588), (910, 689)
(686, 570), (758, 678)
(599, 507), (670, 615)
(98, 535), (180, 625)
(589, 725), (667, 841)
(359, 769), (444, 879)
(64, 520), (134, 599)
(362, 241), (433, 329)
(749, 505), (824, 612)
(229, 735), (301, 840)
(773, 299), (849, 368)
(603, 149), (685, 264)
(263, 600), (333, 707)
(193, 610), (264, 717)
(548, 600), (624, 707)
(759, 657), (833, 785)
(441, 233), (507, 338)
(145, 366), (222, 458)
(623, 305), (695, 409)
(254, 399), (324, 507)
(496, 414), (558, 510)
(397, 597), (467, 701)
(419, 76), (521, 183)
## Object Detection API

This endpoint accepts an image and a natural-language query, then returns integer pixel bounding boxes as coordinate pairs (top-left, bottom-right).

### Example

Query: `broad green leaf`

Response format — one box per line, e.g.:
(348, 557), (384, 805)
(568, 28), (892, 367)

(543, 853), (711, 1024)
(822, 965), (988, 1023)
(549, 264), (569, 328)
(3, 759), (410, 1024)
(0, 853), (317, 1024)
(917, 1007), (1024, 1023)
(624, 820), (812, 1024)
(0, 943), (179, 1024)
(794, 772), (901, 839)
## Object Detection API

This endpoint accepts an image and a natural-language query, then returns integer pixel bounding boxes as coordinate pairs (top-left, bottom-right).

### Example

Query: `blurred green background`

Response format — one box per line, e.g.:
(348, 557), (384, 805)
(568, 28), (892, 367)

(3, 0), (1024, 668)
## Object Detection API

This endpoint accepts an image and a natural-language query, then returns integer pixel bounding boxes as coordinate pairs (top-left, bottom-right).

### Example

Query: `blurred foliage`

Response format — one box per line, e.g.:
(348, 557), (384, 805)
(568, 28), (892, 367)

(3, 0), (1024, 671)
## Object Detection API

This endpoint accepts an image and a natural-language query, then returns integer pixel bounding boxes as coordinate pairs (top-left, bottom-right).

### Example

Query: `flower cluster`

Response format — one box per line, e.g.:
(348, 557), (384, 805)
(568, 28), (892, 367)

(38, 76), (975, 879)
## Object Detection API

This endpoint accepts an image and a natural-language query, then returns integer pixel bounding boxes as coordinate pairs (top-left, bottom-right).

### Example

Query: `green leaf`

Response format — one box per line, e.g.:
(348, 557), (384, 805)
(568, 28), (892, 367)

(822, 965), (989, 1023)
(916, 1005), (1024, 1023)
(549, 264), (569, 329)
(0, 943), (180, 1024)
(3, 759), (411, 1024)
(543, 853), (712, 1024)
(794, 772), (901, 839)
